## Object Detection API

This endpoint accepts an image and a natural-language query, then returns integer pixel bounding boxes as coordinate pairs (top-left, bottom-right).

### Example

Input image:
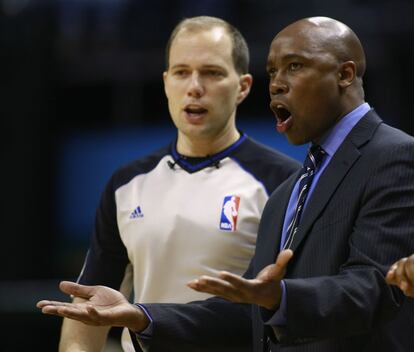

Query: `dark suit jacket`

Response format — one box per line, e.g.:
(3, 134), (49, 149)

(139, 110), (414, 351)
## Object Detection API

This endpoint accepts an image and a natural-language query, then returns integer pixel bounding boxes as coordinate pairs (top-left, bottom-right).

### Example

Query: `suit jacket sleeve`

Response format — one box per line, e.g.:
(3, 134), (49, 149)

(264, 128), (414, 343)
(133, 297), (252, 351)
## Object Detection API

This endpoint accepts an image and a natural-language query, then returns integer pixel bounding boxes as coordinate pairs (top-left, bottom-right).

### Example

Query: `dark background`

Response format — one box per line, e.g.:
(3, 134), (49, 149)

(1, 0), (413, 350)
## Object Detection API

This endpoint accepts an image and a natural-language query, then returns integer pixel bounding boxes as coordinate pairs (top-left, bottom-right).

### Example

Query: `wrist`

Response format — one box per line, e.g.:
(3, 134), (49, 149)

(269, 280), (284, 311)
(126, 304), (150, 332)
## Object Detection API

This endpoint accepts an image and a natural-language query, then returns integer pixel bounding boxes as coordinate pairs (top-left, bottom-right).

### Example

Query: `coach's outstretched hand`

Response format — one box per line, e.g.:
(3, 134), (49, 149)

(37, 281), (149, 332)
(188, 249), (293, 310)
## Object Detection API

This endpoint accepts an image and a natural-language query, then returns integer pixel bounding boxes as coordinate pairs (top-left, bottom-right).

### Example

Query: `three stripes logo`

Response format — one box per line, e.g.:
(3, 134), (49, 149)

(130, 206), (144, 219)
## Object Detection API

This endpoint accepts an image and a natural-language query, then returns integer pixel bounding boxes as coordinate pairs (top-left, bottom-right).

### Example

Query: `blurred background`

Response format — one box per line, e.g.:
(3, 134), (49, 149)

(1, 0), (413, 350)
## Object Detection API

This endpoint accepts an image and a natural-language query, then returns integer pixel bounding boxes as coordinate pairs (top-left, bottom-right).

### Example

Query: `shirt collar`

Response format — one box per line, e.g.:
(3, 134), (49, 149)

(319, 102), (371, 156)
(170, 132), (248, 172)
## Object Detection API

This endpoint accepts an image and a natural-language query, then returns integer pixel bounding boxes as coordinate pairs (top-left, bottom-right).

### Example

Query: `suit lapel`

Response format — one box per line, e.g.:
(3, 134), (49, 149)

(255, 173), (298, 271)
(289, 110), (383, 252)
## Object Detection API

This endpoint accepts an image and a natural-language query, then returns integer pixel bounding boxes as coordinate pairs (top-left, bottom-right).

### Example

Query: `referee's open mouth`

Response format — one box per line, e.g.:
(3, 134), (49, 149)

(184, 104), (208, 124)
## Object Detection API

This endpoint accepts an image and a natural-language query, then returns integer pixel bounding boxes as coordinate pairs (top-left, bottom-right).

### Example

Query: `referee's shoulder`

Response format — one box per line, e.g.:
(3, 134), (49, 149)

(239, 137), (300, 172)
(108, 145), (170, 190)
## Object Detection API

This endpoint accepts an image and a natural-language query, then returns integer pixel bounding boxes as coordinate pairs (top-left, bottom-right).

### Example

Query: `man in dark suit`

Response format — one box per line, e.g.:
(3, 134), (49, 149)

(38, 16), (414, 351)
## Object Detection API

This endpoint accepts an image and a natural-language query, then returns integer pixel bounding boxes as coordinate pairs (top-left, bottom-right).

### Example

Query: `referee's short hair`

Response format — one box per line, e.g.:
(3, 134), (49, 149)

(165, 16), (250, 75)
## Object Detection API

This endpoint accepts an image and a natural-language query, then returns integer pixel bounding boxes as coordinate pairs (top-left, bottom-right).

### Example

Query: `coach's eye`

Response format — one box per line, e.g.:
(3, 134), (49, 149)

(289, 62), (303, 71)
(267, 67), (277, 77)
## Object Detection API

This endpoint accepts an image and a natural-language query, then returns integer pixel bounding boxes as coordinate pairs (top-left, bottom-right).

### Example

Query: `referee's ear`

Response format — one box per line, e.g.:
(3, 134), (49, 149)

(236, 73), (253, 105)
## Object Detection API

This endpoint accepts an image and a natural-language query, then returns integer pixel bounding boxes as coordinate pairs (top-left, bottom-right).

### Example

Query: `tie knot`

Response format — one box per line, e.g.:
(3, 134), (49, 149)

(303, 144), (326, 170)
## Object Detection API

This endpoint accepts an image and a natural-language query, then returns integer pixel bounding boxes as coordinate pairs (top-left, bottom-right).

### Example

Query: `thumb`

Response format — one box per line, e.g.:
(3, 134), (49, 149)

(262, 249), (294, 281)
(275, 249), (294, 268)
(271, 249), (294, 277)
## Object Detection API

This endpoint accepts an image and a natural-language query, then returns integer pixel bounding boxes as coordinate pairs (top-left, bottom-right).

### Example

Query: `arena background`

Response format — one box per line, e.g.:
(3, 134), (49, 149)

(1, 0), (414, 350)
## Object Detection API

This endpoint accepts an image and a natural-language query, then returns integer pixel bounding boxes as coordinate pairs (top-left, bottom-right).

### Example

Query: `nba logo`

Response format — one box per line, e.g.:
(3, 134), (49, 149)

(220, 195), (241, 231)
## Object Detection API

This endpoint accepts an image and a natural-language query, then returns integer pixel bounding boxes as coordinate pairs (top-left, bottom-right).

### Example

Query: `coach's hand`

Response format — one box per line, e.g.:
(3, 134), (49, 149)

(188, 249), (293, 310)
(386, 254), (414, 298)
(37, 281), (149, 332)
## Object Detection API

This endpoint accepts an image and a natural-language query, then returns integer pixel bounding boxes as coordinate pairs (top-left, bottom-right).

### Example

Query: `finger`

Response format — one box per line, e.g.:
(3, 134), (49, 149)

(192, 275), (254, 303)
(37, 300), (54, 308)
(218, 271), (249, 288)
(275, 249), (294, 268)
(45, 304), (104, 326)
(59, 281), (95, 300)
(217, 272), (268, 304)
(188, 275), (233, 290)
(55, 306), (98, 325)
(41, 303), (82, 317)
(40, 306), (63, 316)
(404, 256), (414, 285)
(264, 249), (294, 280)
(37, 300), (72, 309)
(385, 272), (397, 285)
(188, 275), (235, 298)
(386, 264), (398, 284)
(394, 258), (408, 286)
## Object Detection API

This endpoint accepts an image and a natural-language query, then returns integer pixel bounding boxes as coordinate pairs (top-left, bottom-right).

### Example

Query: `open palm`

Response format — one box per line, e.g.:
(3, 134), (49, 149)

(37, 281), (144, 329)
(188, 249), (293, 310)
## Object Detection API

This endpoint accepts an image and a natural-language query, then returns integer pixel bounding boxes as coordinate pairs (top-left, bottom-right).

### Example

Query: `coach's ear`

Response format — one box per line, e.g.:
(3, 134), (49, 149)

(338, 61), (356, 88)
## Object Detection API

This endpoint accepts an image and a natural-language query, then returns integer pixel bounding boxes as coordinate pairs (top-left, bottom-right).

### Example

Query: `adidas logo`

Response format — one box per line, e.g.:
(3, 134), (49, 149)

(130, 206), (144, 219)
